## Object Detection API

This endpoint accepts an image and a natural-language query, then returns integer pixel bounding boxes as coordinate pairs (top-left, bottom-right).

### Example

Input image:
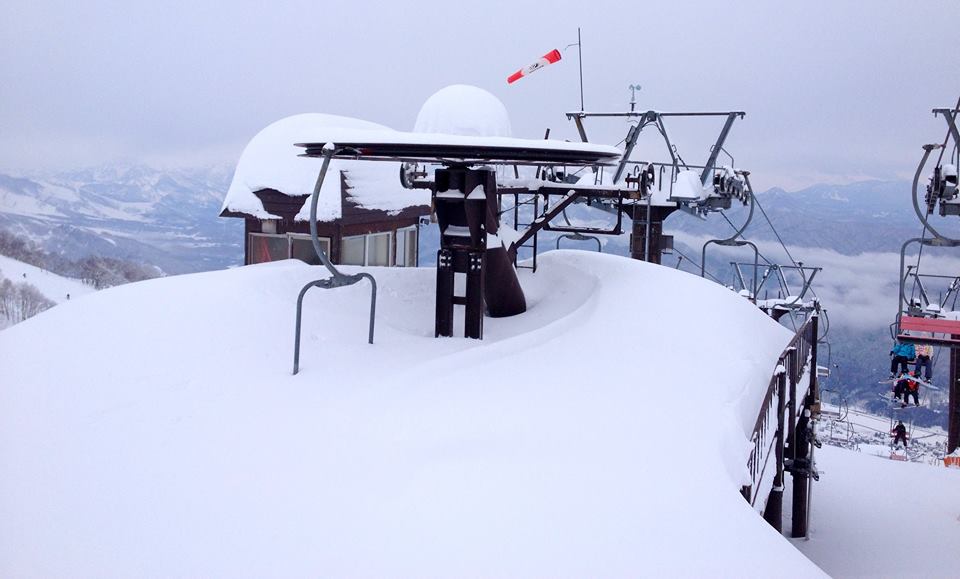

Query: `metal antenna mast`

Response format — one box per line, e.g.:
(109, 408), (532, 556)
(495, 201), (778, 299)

(577, 28), (584, 111)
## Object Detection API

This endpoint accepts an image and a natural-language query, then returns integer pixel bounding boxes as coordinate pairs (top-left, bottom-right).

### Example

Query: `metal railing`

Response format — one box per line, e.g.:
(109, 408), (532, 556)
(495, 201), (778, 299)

(742, 315), (817, 510)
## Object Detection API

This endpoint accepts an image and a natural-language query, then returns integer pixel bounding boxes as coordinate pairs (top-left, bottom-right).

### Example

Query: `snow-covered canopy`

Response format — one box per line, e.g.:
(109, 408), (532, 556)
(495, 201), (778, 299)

(414, 84), (512, 138)
(221, 113), (429, 222)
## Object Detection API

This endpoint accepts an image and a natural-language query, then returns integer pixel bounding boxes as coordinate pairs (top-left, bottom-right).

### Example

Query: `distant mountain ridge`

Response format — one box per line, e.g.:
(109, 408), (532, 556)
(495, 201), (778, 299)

(0, 164), (242, 274)
(668, 179), (938, 255)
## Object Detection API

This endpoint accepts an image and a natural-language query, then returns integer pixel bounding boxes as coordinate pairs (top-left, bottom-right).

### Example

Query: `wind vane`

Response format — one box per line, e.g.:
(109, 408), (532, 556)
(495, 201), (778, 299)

(507, 49), (562, 84)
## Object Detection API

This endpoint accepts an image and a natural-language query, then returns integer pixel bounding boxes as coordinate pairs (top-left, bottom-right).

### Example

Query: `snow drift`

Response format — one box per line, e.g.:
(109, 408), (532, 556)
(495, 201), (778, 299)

(0, 251), (824, 576)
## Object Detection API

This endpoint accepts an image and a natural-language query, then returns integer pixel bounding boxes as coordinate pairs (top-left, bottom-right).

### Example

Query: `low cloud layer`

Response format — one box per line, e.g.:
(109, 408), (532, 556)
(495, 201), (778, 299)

(672, 232), (960, 333)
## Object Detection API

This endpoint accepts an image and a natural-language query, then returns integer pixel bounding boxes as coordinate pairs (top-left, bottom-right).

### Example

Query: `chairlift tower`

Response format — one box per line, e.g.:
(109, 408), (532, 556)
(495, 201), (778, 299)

(564, 107), (749, 265)
(290, 99), (756, 369)
(893, 102), (960, 454)
(291, 135), (644, 358)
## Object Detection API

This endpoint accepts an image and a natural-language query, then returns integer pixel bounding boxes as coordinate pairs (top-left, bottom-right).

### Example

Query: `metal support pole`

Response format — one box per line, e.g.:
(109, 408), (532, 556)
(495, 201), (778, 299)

(790, 317), (817, 538)
(764, 368), (787, 532)
(897, 238), (922, 334)
(791, 417), (811, 538)
(644, 188), (652, 262)
(577, 27), (584, 112)
(934, 108), (960, 148)
(292, 146), (377, 375)
(809, 314), (820, 402)
(950, 336), (960, 454)
(700, 112), (741, 186)
(613, 118), (648, 184)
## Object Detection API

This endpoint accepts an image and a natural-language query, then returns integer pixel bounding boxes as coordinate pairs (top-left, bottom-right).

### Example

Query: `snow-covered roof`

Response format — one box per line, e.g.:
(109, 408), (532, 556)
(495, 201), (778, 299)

(414, 84), (511, 137)
(221, 113), (430, 221)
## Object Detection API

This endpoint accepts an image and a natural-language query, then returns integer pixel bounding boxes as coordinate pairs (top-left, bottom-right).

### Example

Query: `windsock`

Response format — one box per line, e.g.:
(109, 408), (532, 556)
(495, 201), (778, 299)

(507, 49), (562, 84)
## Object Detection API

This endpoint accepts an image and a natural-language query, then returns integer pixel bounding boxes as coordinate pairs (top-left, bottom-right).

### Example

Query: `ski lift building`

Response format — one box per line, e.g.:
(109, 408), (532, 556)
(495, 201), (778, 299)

(219, 114), (431, 268)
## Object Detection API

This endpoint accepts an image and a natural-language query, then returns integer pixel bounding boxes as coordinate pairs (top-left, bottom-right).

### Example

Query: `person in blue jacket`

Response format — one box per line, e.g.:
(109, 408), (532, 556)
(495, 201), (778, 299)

(889, 340), (916, 378)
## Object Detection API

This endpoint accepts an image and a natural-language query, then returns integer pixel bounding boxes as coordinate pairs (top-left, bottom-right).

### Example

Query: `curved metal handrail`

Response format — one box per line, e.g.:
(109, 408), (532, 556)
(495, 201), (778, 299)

(556, 232), (602, 252)
(293, 145), (378, 375)
(895, 145), (960, 336)
(911, 144), (957, 243)
(701, 176), (758, 297)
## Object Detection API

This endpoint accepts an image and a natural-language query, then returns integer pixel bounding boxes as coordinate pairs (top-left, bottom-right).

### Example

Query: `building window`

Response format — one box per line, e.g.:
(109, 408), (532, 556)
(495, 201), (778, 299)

(396, 226), (418, 267)
(249, 233), (330, 265)
(342, 232), (396, 266)
(290, 234), (331, 265)
(249, 233), (288, 264)
(341, 235), (366, 266)
(367, 232), (392, 266)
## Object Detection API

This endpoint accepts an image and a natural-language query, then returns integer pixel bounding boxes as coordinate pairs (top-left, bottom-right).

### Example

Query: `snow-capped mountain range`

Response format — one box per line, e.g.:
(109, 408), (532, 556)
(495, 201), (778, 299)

(0, 164), (242, 275)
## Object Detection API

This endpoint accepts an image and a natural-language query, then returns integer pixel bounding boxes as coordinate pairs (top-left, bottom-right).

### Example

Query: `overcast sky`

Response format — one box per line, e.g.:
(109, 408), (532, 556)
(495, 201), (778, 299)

(1, 0), (957, 189)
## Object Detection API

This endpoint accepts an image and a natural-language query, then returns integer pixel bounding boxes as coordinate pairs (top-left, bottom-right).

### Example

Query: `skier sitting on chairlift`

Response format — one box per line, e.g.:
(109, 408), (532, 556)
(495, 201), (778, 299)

(904, 372), (921, 407)
(914, 343), (933, 383)
(892, 420), (908, 448)
(889, 340), (915, 378)
(892, 373), (920, 407)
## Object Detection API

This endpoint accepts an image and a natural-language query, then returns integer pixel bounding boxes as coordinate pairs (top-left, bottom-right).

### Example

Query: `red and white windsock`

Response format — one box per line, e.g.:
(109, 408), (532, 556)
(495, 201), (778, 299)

(507, 49), (562, 84)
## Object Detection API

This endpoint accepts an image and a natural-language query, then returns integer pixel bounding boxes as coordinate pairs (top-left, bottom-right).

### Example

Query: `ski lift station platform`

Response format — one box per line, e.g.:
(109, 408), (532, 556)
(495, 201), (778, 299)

(0, 85), (849, 575)
(0, 250), (826, 576)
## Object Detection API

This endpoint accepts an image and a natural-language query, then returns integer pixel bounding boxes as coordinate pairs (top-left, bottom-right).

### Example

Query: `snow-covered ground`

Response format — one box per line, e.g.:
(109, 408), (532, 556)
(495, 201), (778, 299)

(794, 445), (960, 578)
(818, 403), (949, 465)
(0, 254), (93, 304)
(0, 251), (823, 576)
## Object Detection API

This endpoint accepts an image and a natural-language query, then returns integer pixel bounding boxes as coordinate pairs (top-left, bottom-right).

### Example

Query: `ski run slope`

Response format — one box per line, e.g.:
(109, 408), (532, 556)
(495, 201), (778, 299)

(1, 251), (827, 576)
(795, 445), (960, 578)
(0, 254), (93, 304)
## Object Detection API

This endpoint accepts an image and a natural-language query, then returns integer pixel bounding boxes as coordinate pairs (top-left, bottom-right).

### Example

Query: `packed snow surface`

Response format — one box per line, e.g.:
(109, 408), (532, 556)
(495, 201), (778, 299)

(795, 445), (960, 578)
(414, 84), (512, 138)
(0, 251), (824, 576)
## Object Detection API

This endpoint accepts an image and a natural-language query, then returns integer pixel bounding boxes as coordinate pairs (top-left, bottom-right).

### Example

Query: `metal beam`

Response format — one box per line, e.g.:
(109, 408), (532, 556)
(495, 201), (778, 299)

(950, 341), (960, 454)
(509, 191), (582, 254)
(566, 111), (745, 119)
(934, 108), (960, 147)
(572, 115), (589, 143)
(700, 112), (740, 186)
(613, 121), (645, 184)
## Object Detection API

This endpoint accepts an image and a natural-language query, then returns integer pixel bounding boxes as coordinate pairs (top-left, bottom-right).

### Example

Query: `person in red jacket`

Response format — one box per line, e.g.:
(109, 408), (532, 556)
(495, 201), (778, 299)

(893, 373), (920, 407)
(892, 421), (908, 448)
(903, 373), (921, 407)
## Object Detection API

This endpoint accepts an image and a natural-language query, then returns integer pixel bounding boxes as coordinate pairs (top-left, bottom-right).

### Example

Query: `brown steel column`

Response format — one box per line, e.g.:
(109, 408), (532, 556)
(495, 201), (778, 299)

(764, 364), (788, 532)
(950, 337), (960, 454)
(631, 218), (664, 264)
(791, 319), (817, 539)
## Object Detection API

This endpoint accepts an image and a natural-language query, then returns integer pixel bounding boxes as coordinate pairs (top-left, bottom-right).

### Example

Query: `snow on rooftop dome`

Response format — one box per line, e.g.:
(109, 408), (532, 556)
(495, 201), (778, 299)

(414, 85), (512, 138)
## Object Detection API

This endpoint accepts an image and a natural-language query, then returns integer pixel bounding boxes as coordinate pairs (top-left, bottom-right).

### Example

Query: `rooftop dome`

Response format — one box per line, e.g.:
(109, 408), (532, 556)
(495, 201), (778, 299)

(414, 85), (512, 138)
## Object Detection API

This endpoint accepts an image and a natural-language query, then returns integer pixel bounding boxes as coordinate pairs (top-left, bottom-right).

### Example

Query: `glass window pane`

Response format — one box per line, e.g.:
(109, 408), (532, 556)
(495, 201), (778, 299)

(395, 229), (407, 267)
(249, 234), (288, 264)
(341, 236), (365, 266)
(291, 236), (330, 265)
(367, 233), (391, 266)
(404, 229), (418, 267)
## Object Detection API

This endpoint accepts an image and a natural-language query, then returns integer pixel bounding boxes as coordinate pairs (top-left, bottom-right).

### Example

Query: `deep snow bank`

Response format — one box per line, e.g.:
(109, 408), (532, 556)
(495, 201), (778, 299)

(0, 251), (823, 577)
(794, 445), (960, 578)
